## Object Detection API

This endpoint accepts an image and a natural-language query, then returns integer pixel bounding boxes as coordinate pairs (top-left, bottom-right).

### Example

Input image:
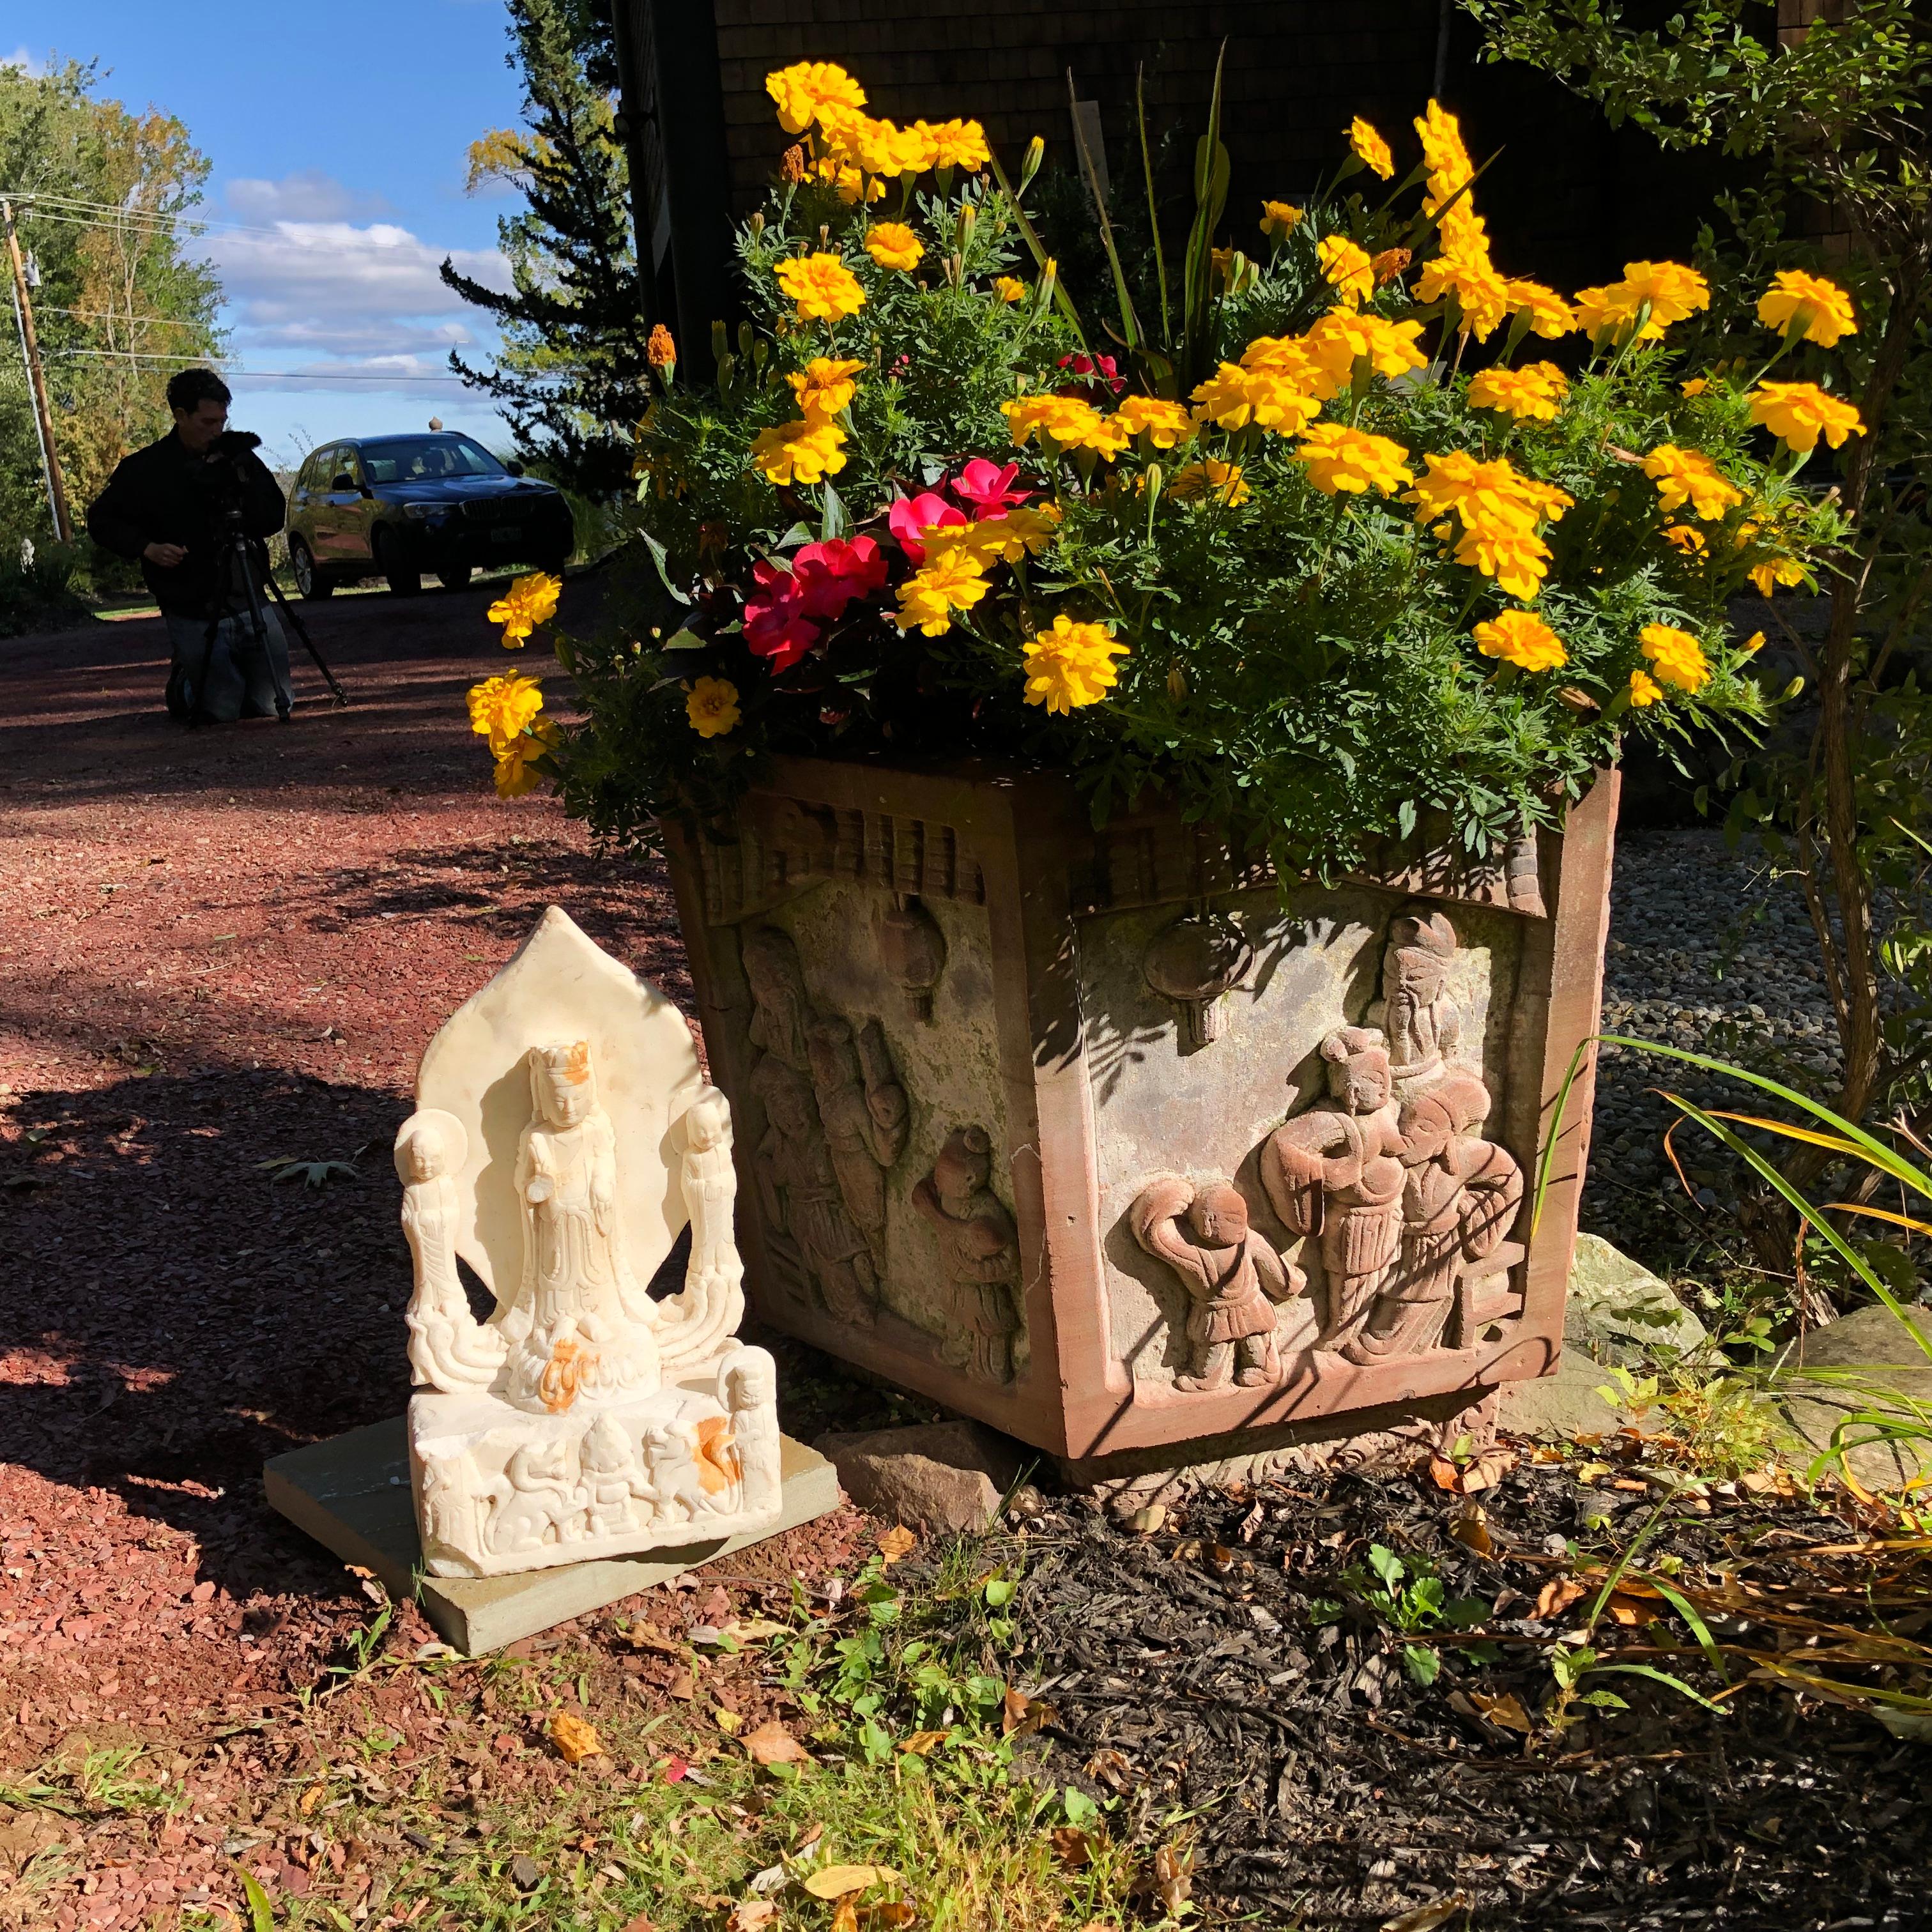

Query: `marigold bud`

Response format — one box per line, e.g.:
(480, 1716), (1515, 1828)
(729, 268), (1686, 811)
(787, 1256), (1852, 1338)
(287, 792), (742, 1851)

(647, 323), (677, 371)
(781, 144), (808, 183)
(1372, 247), (1412, 286)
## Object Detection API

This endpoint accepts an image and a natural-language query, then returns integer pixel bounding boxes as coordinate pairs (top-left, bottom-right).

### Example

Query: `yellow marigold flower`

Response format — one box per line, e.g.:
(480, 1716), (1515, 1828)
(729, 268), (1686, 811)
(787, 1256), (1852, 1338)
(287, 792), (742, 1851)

(1259, 199), (1303, 242)
(816, 155), (884, 205)
(1577, 260), (1709, 345)
(1305, 308), (1429, 385)
(1663, 523), (1708, 556)
(994, 275), (1027, 303)
(775, 252), (866, 322)
(1241, 332), (1328, 392)
(686, 675), (740, 739)
(1506, 279), (1575, 338)
(1680, 376), (1711, 398)
(1455, 519), (1552, 602)
(1317, 235), (1375, 308)
(894, 548), (988, 636)
(493, 720), (556, 800)
(468, 671), (544, 749)
(1642, 443), (1744, 521)
(1189, 362), (1321, 436)
(1466, 361), (1568, 422)
(1165, 458), (1250, 506)
(1639, 622), (1711, 693)
(1748, 380), (1866, 454)
(750, 417), (847, 487)
(1757, 268), (1857, 348)
(1348, 116), (1396, 181)
(1022, 614), (1128, 714)
(1436, 195), (1491, 266)
(1414, 98), (1475, 213)
(1292, 422), (1414, 497)
(864, 222), (924, 273)
(647, 324), (677, 371)
(1417, 249), (1514, 341)
(787, 355), (864, 420)
(487, 571), (562, 647)
(765, 62), (866, 136)
(930, 118), (990, 170)
(1001, 393), (1127, 456)
(964, 502), (1062, 564)
(1628, 668), (1665, 708)
(1749, 555), (1806, 596)
(1406, 450), (1570, 536)
(894, 120), (942, 174)
(1472, 609), (1568, 673)
(1116, 394), (1197, 450)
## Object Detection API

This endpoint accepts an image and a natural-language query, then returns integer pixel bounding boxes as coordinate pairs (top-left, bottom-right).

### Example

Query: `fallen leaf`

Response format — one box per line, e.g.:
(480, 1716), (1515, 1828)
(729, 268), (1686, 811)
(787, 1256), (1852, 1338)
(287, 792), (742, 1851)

(1449, 1507), (1492, 1557)
(1426, 1456), (1460, 1492)
(1460, 1448), (1515, 1495)
(1604, 1593), (1652, 1628)
(720, 1617), (792, 1644)
(1537, 1577), (1587, 1620)
(856, 1906), (916, 1929)
(1085, 1747), (1133, 1793)
(830, 1904), (859, 1932)
(1575, 1461), (1612, 1485)
(804, 1864), (901, 1899)
(618, 1915), (658, 1932)
(877, 1524), (918, 1563)
(1469, 1690), (1532, 1733)
(896, 1729), (949, 1756)
(509, 1853), (544, 1892)
(548, 1712), (603, 1763)
(726, 1903), (779, 1932)
(1236, 1501), (1266, 1544)
(618, 1622), (684, 1656)
(1050, 1826), (1096, 1869)
(747, 1864), (789, 1896)
(1130, 1503), (1167, 1534)
(792, 1823), (825, 1854)
(657, 1754), (689, 1784)
(668, 1670), (697, 1701)
(1002, 1687), (1035, 1736)
(742, 1720), (811, 1767)
(298, 1783), (325, 1815)
(1381, 1895), (1469, 1932)
(1152, 1844), (1192, 1912)
(713, 1708), (744, 1735)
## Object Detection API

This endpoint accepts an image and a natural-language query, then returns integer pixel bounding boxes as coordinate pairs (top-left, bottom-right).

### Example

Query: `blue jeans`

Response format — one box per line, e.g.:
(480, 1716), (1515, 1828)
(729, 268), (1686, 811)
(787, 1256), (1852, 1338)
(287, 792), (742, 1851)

(165, 608), (295, 721)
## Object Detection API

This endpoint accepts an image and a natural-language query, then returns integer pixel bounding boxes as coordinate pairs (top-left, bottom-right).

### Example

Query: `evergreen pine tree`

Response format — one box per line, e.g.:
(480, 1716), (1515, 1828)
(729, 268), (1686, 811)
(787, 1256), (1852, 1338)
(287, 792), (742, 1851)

(441, 0), (650, 498)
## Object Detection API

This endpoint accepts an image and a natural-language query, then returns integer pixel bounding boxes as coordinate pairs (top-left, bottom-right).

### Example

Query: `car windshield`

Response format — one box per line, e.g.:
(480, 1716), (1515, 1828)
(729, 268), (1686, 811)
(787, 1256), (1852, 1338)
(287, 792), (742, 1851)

(358, 436), (505, 484)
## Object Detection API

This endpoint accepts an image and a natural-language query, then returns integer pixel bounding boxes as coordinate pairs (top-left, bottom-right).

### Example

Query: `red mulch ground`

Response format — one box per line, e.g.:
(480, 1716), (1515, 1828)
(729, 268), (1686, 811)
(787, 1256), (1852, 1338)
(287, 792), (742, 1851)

(0, 583), (896, 1928)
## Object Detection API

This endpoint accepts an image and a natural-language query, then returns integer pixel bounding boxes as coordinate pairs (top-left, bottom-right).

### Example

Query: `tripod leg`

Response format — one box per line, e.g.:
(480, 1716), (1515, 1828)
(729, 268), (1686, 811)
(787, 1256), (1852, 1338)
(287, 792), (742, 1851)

(264, 569), (349, 707)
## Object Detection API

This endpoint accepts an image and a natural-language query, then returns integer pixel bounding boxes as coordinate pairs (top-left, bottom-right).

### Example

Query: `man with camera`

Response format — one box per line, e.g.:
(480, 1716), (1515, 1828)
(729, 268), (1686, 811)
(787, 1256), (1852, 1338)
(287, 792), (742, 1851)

(86, 366), (295, 723)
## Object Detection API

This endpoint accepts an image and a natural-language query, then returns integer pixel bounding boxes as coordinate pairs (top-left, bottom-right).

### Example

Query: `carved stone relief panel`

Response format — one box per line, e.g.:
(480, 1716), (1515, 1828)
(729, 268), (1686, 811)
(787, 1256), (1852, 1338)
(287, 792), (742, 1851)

(732, 882), (1021, 1379)
(1089, 889), (1529, 1397)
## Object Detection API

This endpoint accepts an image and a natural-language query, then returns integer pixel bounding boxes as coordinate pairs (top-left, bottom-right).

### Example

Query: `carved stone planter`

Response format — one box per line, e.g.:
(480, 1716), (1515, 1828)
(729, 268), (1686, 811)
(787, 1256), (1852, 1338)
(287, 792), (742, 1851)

(661, 757), (1618, 1475)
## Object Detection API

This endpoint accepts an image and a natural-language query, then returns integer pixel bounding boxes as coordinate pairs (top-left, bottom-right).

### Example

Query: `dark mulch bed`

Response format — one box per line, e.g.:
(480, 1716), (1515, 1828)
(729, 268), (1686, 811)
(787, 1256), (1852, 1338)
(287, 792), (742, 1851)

(1000, 1453), (1930, 1931)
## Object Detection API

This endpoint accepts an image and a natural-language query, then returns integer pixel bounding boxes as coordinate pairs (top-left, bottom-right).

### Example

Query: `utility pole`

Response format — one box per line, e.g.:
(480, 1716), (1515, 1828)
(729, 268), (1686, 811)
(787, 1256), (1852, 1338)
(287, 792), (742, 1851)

(2, 197), (73, 544)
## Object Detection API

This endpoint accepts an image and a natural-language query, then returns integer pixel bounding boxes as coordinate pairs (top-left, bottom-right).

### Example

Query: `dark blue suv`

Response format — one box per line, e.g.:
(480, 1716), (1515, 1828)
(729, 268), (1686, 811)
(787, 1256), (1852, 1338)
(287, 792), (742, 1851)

(285, 432), (575, 597)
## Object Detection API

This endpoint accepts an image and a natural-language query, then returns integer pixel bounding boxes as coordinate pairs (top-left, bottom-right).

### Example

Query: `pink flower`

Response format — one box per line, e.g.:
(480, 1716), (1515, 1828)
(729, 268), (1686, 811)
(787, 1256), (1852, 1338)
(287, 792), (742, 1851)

(887, 490), (966, 563)
(949, 459), (1031, 516)
(792, 534), (887, 620)
(742, 559), (818, 671)
(1057, 351), (1126, 395)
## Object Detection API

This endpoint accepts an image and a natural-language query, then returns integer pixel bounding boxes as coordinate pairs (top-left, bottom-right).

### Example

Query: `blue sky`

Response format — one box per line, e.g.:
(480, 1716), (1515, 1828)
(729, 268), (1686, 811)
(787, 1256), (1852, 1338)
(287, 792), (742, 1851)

(10, 1), (533, 466)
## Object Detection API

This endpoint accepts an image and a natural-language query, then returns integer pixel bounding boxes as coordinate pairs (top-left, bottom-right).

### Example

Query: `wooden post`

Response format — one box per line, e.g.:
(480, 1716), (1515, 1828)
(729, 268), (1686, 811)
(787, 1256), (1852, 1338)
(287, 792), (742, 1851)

(2, 198), (72, 544)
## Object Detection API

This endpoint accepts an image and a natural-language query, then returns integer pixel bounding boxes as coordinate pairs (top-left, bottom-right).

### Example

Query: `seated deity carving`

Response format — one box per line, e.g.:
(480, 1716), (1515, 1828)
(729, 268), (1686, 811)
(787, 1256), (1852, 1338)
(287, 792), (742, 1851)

(1132, 1177), (1304, 1392)
(1369, 903), (1462, 1092)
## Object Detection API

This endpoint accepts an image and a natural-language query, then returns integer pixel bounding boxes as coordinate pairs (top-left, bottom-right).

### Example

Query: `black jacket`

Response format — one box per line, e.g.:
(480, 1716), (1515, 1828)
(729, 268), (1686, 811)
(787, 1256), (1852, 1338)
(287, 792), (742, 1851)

(86, 431), (286, 616)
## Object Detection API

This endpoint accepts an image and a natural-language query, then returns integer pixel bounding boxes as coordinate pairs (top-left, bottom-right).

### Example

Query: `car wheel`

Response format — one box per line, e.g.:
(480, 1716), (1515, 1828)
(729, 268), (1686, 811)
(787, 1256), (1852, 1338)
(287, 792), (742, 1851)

(291, 538), (333, 600)
(376, 528), (422, 597)
(436, 564), (473, 590)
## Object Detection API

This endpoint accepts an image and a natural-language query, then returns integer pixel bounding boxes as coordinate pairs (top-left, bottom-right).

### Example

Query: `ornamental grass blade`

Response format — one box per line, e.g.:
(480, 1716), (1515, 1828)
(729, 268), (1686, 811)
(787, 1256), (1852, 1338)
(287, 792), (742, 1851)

(1638, 1574), (1730, 1684)
(1824, 1200), (1932, 1238)
(1068, 68), (1140, 353)
(1585, 1660), (1731, 1715)
(1137, 66), (1170, 344)
(1179, 44), (1229, 390)
(983, 146), (1087, 348)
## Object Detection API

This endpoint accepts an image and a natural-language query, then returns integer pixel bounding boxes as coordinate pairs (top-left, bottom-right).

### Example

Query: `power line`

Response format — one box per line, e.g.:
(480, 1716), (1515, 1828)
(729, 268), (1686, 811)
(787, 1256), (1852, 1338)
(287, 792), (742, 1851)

(45, 345), (487, 383)
(38, 303), (212, 330)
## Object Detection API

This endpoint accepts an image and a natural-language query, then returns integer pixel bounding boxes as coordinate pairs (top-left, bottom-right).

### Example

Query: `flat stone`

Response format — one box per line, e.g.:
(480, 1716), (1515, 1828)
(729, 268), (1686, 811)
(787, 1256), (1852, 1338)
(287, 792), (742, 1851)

(1501, 1352), (1634, 1440)
(264, 1416), (838, 1654)
(1565, 1234), (1706, 1363)
(815, 1420), (1029, 1535)
(1777, 1304), (1932, 1492)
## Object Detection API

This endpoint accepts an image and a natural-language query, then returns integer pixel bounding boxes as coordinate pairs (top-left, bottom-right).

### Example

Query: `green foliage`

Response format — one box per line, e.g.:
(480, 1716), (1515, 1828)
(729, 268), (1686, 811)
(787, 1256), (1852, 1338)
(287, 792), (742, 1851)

(444, 0), (650, 498)
(542, 78), (1809, 880)
(0, 59), (223, 542)
(1311, 1541), (1493, 1685)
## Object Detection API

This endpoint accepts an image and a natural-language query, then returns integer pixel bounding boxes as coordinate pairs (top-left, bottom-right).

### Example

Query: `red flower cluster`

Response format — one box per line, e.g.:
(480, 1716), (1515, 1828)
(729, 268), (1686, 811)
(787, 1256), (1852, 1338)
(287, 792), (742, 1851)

(1057, 351), (1128, 396)
(742, 534), (887, 671)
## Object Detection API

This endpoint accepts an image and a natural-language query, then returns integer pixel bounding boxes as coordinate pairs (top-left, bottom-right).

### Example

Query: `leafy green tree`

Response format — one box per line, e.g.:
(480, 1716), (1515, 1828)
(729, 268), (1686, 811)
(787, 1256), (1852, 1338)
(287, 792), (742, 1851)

(441, 0), (653, 497)
(0, 59), (222, 541)
(1464, 0), (1932, 1202)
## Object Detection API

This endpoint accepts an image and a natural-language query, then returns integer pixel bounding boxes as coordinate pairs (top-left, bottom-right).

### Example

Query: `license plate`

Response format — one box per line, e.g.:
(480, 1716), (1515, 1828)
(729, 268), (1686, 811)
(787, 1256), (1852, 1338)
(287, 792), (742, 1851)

(490, 525), (523, 546)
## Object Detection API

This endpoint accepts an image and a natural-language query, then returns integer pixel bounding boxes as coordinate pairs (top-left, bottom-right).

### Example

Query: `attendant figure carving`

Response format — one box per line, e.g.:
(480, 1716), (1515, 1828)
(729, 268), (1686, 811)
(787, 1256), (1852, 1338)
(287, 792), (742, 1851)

(912, 1126), (1022, 1384)
(724, 1349), (782, 1501)
(742, 925), (815, 1070)
(1261, 1027), (1407, 1353)
(751, 1057), (881, 1327)
(1131, 1177), (1303, 1390)
(397, 1111), (507, 1392)
(808, 1015), (908, 1252)
(1342, 1072), (1524, 1363)
(498, 1042), (663, 1414)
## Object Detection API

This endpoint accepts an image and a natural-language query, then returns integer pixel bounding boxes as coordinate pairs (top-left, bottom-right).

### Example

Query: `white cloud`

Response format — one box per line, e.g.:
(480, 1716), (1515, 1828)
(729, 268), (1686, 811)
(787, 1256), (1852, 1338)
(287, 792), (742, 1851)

(225, 170), (392, 224)
(3, 45), (44, 76)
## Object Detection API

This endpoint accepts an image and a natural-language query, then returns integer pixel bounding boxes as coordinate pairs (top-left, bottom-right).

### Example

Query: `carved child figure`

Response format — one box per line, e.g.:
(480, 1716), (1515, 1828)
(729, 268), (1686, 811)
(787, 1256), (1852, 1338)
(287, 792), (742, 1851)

(1131, 1178), (1303, 1392)
(397, 1112), (507, 1392)
(911, 1126), (1022, 1384)
(1261, 1026), (1407, 1353)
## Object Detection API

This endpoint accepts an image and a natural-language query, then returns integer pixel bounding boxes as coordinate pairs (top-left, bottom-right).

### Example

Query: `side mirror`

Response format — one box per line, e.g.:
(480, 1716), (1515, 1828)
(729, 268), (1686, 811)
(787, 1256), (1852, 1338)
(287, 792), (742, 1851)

(330, 473), (355, 493)
(504, 459), (524, 477)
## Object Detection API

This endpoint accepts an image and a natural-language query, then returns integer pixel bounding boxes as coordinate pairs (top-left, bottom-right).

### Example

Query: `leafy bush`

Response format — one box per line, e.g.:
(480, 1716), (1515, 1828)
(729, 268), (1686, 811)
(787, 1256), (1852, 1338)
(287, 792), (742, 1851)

(473, 63), (1856, 880)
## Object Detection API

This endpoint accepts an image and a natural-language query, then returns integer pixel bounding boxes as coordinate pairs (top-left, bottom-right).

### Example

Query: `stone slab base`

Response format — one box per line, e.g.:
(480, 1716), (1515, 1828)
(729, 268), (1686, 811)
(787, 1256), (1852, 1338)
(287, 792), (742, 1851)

(264, 1418), (838, 1654)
